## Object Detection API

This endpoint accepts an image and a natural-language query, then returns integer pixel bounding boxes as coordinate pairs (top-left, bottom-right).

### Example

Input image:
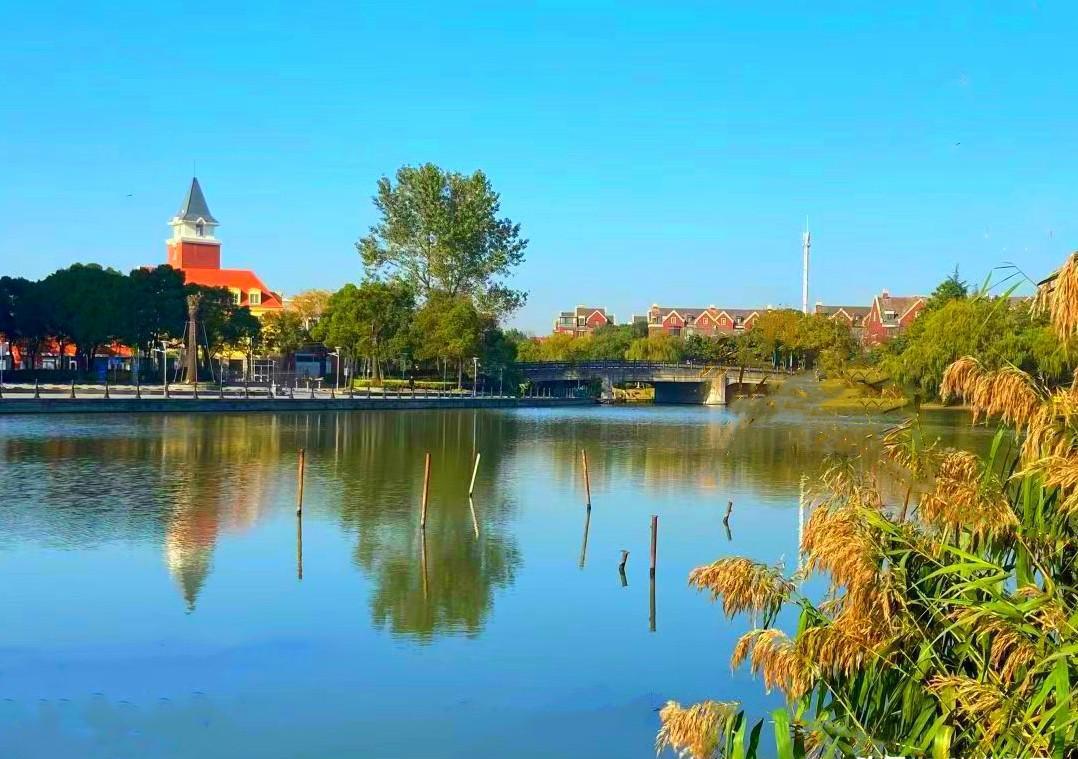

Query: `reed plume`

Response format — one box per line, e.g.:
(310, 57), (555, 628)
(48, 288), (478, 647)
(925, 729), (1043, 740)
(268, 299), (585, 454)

(1034, 251), (1078, 341)
(918, 451), (1018, 540)
(688, 557), (793, 622)
(655, 700), (740, 759)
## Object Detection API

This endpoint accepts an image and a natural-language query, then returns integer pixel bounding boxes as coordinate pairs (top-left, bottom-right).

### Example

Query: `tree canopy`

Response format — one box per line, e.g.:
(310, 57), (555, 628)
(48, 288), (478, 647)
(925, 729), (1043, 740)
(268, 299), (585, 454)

(312, 281), (415, 381)
(358, 163), (528, 318)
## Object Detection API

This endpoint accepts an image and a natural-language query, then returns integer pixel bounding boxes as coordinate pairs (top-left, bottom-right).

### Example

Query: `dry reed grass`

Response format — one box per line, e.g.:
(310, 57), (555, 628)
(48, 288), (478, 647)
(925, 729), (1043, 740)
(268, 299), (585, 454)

(1034, 251), (1078, 341)
(688, 557), (794, 619)
(655, 699), (740, 759)
(941, 358), (1041, 429)
(731, 628), (813, 699)
(918, 451), (1018, 540)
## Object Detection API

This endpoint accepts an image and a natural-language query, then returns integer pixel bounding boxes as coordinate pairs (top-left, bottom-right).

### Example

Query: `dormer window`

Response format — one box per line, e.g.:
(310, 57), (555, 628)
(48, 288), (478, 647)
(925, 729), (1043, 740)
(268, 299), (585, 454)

(249, 290), (262, 306)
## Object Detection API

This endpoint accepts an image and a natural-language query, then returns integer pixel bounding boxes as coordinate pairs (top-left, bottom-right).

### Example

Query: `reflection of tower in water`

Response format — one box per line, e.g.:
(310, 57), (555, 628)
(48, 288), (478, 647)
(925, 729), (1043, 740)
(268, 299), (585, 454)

(158, 415), (281, 610)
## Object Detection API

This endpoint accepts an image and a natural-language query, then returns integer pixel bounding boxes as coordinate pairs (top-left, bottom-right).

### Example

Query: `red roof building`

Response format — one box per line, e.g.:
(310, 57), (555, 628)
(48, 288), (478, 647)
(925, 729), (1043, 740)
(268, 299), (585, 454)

(646, 304), (761, 336)
(166, 178), (283, 315)
(553, 306), (613, 336)
(861, 290), (926, 347)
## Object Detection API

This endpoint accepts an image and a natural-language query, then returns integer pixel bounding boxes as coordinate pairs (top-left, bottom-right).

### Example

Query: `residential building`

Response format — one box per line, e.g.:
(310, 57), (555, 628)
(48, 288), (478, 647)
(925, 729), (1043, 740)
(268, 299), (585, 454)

(553, 306), (613, 336)
(814, 302), (871, 343)
(166, 177), (283, 316)
(861, 290), (927, 347)
(645, 305), (761, 336)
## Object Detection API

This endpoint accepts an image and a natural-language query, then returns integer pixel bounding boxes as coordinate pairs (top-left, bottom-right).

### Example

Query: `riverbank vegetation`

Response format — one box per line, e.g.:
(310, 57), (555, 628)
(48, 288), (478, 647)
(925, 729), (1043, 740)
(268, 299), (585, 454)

(516, 309), (857, 370)
(658, 254), (1078, 757)
(0, 264), (261, 375)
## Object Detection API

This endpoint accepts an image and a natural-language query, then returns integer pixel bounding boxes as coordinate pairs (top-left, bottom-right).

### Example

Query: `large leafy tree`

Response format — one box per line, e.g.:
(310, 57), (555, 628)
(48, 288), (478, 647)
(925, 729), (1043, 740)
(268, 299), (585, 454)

(288, 289), (331, 330)
(313, 281), (415, 382)
(42, 264), (129, 370)
(125, 265), (187, 352)
(262, 310), (309, 365)
(191, 286), (261, 376)
(625, 333), (684, 362)
(412, 292), (485, 388)
(0, 277), (52, 369)
(358, 163), (528, 317)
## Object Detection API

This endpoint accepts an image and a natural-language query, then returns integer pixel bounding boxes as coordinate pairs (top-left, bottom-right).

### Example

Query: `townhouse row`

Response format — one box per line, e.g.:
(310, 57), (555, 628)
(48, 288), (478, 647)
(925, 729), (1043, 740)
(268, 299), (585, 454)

(553, 290), (928, 347)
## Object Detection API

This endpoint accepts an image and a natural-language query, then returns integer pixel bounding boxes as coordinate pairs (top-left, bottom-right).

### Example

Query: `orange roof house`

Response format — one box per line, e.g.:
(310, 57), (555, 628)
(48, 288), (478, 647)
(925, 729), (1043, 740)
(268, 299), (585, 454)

(166, 178), (283, 316)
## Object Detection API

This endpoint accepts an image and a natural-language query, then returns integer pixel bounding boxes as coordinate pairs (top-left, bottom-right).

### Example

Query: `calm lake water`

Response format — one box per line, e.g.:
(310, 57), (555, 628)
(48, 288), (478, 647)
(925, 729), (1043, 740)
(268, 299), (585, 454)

(0, 404), (988, 758)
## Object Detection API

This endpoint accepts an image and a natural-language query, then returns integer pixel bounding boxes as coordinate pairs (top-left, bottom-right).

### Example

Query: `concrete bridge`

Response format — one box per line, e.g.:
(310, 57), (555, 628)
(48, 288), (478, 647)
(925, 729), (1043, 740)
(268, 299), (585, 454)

(516, 361), (784, 405)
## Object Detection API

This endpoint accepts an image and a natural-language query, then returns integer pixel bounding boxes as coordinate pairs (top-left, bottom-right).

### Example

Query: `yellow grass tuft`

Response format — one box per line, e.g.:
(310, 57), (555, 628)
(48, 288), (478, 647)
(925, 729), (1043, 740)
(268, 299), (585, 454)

(730, 628), (814, 699)
(1034, 251), (1078, 341)
(919, 451), (1018, 540)
(941, 359), (1041, 429)
(655, 699), (740, 759)
(688, 557), (794, 619)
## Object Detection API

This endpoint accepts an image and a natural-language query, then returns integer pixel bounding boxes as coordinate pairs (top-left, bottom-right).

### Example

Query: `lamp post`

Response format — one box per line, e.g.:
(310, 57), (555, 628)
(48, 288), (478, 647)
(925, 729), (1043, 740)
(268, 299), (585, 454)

(328, 348), (341, 392)
(0, 340), (6, 392)
(153, 344), (169, 398)
(472, 356), (479, 397)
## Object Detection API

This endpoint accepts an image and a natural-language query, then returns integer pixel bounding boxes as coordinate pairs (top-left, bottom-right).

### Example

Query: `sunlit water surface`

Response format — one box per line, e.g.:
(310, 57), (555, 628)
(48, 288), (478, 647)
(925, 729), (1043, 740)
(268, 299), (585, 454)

(0, 405), (987, 757)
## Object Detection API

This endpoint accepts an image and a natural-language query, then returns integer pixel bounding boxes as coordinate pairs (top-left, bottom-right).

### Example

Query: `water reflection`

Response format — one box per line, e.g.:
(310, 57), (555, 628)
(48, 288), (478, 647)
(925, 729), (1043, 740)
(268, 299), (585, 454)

(0, 406), (990, 635)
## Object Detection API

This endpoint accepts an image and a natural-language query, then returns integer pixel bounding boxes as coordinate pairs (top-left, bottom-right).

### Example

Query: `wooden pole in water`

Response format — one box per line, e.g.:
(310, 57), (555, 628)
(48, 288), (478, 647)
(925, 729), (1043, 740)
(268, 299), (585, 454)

(296, 448), (306, 516)
(723, 500), (733, 526)
(581, 449), (592, 510)
(649, 571), (656, 632)
(649, 515), (658, 578)
(468, 452), (481, 497)
(619, 550), (629, 587)
(468, 496), (480, 539)
(578, 508), (591, 569)
(297, 512), (303, 581)
(420, 452), (431, 530)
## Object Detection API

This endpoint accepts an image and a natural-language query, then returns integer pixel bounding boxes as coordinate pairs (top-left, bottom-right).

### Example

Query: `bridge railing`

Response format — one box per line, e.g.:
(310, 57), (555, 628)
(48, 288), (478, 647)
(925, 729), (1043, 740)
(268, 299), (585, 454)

(514, 360), (794, 375)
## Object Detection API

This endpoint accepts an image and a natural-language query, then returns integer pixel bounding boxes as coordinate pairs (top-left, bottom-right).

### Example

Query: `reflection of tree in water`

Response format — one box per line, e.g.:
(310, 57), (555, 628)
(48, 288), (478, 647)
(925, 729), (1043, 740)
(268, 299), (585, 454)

(319, 411), (522, 641)
(530, 402), (995, 501)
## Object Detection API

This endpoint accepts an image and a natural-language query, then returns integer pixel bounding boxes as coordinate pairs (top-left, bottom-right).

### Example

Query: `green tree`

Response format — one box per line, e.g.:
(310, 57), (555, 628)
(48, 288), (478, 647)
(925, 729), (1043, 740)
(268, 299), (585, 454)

(587, 324), (635, 360)
(883, 296), (1057, 397)
(412, 292), (484, 388)
(125, 265), (187, 353)
(925, 265), (969, 310)
(43, 264), (129, 371)
(0, 277), (52, 370)
(192, 286), (261, 377)
(313, 281), (415, 383)
(358, 163), (528, 317)
(625, 333), (683, 362)
(262, 309), (309, 365)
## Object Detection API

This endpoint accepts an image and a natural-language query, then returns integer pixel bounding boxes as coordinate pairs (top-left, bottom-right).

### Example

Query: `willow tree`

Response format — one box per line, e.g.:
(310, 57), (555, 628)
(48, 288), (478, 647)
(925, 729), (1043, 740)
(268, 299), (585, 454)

(357, 163), (528, 318)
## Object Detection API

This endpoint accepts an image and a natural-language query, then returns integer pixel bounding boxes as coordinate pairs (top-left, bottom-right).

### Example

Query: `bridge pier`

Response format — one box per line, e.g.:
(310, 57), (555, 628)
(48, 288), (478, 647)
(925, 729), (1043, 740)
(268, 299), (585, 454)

(600, 376), (615, 402)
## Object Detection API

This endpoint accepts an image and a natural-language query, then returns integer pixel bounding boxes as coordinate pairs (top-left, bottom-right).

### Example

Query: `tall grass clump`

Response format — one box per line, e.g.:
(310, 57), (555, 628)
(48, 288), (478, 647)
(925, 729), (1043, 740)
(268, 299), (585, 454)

(658, 253), (1078, 758)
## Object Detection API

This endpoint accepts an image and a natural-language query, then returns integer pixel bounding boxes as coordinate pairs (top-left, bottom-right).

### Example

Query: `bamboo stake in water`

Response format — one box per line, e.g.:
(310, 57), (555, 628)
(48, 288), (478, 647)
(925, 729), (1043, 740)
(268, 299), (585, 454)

(649, 515), (658, 578)
(420, 452), (431, 530)
(297, 513), (303, 581)
(581, 449), (592, 510)
(649, 571), (657, 632)
(578, 508), (591, 569)
(723, 500), (733, 526)
(468, 452), (481, 497)
(468, 496), (480, 539)
(619, 550), (629, 587)
(296, 448), (306, 516)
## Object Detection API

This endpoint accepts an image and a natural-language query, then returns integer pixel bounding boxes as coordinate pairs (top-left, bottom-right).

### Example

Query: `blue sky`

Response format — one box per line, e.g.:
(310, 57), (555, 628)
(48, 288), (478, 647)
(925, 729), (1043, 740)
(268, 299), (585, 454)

(2, 1), (1076, 332)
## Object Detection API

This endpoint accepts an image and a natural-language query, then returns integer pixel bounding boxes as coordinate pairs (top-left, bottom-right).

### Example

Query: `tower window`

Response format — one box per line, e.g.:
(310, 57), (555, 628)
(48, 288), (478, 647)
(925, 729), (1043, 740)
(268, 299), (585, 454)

(196, 221), (205, 237)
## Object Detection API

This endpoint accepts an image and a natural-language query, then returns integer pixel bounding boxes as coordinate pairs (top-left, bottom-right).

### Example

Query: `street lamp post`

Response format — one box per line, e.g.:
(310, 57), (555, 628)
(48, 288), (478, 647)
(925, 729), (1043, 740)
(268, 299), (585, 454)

(328, 348), (341, 398)
(472, 356), (479, 397)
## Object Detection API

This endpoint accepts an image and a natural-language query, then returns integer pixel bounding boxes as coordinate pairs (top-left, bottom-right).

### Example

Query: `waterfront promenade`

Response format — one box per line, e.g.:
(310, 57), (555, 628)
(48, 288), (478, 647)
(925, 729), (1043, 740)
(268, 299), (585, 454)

(0, 383), (592, 415)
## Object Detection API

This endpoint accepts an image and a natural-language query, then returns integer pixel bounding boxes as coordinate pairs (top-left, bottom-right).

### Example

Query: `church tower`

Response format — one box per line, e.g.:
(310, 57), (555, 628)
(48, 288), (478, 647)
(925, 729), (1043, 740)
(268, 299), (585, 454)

(167, 177), (221, 270)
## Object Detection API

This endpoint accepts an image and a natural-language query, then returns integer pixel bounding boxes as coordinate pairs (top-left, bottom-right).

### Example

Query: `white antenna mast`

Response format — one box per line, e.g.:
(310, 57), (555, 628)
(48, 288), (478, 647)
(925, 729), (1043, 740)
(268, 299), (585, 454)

(801, 219), (811, 315)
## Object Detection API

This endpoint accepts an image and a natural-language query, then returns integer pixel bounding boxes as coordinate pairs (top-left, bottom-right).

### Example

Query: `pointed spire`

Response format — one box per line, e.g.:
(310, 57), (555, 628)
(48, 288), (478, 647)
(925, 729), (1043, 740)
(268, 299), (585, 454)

(176, 177), (217, 224)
